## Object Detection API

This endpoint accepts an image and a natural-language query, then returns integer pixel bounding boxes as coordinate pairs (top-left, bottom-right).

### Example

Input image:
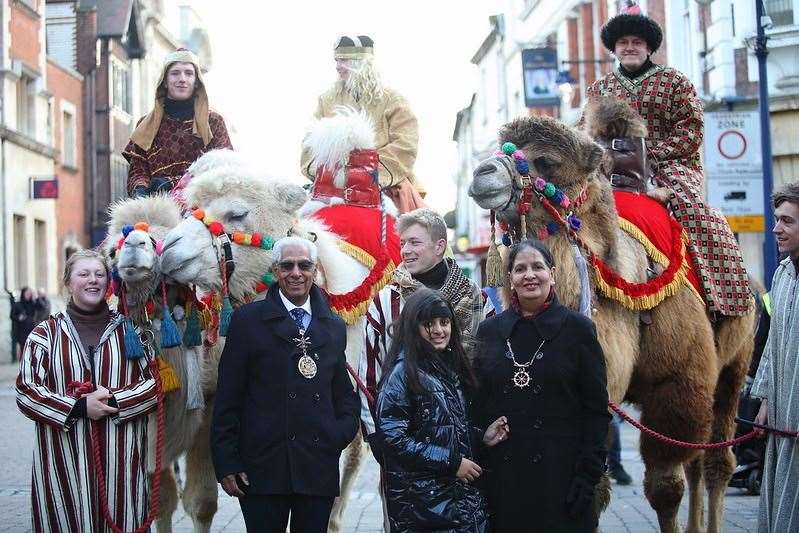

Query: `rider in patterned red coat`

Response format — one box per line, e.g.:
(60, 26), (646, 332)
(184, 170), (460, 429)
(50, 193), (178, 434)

(587, 3), (752, 316)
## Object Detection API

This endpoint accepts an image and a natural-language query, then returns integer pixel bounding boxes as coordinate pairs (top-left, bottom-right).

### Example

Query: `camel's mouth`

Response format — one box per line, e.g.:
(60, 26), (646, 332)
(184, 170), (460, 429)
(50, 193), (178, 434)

(468, 157), (514, 212)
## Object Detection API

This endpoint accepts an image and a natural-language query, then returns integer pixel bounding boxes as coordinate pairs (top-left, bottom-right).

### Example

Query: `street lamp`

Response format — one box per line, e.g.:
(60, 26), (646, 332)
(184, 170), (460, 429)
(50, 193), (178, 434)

(754, 0), (778, 288)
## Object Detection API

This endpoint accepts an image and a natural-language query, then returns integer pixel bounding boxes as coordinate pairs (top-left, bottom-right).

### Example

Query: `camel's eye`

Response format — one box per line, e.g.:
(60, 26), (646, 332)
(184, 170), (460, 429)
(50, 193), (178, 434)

(228, 211), (249, 222)
(532, 156), (558, 175)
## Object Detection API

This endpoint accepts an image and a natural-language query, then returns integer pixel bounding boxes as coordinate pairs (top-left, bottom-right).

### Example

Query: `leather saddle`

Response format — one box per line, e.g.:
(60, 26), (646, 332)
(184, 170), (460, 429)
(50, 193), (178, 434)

(596, 137), (652, 194)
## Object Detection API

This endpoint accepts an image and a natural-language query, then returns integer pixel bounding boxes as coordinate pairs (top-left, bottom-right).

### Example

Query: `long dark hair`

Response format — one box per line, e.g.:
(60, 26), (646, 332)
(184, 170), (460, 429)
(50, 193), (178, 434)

(380, 288), (478, 395)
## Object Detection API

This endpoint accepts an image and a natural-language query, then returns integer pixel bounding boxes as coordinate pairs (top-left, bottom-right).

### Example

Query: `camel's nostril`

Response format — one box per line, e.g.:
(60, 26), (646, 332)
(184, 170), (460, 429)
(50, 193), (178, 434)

(474, 162), (497, 177)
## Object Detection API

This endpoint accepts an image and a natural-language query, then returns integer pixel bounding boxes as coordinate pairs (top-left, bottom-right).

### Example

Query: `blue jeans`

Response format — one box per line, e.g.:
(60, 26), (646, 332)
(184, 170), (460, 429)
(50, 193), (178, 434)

(608, 415), (622, 470)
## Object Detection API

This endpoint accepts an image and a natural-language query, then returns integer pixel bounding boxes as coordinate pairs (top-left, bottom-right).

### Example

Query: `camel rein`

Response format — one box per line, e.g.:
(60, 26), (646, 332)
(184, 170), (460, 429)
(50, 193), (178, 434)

(608, 401), (799, 449)
(70, 331), (166, 533)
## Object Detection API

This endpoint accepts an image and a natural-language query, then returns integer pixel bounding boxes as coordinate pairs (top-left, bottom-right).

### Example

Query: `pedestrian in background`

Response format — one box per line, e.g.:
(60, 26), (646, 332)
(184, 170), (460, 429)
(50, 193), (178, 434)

(474, 239), (610, 532)
(374, 288), (506, 532)
(11, 287), (41, 362)
(752, 181), (799, 532)
(34, 288), (50, 323)
(16, 249), (158, 532)
(211, 236), (359, 533)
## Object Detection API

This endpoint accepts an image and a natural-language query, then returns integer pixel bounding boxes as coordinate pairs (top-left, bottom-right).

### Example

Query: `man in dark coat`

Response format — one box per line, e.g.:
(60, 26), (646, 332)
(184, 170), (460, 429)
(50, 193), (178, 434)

(211, 236), (360, 533)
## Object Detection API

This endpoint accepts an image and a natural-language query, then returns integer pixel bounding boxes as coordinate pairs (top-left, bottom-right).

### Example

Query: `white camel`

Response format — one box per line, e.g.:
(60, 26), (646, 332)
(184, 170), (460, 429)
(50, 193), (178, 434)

(159, 161), (384, 532)
(106, 194), (221, 533)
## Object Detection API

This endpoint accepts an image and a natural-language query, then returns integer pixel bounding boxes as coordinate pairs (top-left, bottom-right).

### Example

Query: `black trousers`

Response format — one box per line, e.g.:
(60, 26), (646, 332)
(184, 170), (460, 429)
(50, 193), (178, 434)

(238, 493), (335, 533)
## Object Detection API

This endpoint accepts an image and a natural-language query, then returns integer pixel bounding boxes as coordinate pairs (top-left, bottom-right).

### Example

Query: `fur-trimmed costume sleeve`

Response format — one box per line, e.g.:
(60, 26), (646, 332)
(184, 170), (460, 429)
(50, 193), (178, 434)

(376, 93), (419, 189)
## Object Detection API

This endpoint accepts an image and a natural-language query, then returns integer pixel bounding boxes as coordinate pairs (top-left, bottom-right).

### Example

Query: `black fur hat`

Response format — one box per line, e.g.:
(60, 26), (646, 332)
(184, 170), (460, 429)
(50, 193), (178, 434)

(600, 13), (663, 53)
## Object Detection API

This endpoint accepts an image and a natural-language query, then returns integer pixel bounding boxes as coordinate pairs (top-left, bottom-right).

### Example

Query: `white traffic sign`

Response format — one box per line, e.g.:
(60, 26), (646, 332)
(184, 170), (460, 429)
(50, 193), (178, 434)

(704, 111), (762, 177)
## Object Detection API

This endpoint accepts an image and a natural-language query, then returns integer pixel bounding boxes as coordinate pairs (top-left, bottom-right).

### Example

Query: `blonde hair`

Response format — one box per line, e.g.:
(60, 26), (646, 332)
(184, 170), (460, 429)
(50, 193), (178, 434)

(63, 249), (110, 288)
(397, 208), (448, 243)
(336, 57), (384, 105)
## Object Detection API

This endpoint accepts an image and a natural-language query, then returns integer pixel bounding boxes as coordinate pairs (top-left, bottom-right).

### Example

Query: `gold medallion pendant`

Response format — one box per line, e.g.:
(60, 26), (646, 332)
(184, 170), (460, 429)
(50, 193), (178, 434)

(298, 354), (318, 379)
(512, 368), (531, 388)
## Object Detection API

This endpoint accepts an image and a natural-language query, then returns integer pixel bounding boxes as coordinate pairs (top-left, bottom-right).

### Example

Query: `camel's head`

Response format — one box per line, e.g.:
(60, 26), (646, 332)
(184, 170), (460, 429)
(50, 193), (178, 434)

(106, 194), (182, 286)
(160, 164), (308, 300)
(469, 115), (604, 224)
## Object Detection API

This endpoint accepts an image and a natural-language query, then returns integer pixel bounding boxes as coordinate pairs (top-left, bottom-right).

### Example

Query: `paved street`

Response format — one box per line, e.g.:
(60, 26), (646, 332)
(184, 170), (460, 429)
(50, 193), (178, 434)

(0, 361), (758, 532)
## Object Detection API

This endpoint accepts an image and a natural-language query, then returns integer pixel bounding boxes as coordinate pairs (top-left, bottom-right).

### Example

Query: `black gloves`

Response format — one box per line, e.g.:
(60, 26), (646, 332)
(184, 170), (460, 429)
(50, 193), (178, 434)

(150, 176), (173, 193)
(566, 476), (595, 519)
(130, 177), (172, 199)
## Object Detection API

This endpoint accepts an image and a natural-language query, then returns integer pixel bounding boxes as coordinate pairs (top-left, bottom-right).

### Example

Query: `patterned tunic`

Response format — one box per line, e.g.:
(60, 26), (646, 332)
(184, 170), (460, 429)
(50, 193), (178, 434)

(123, 111), (232, 196)
(16, 312), (158, 532)
(588, 65), (751, 315)
(752, 257), (799, 532)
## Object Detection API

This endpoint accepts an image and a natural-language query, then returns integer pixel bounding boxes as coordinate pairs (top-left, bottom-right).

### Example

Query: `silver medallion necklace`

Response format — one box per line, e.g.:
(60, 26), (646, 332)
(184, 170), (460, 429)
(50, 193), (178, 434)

(506, 338), (545, 388)
(293, 328), (318, 379)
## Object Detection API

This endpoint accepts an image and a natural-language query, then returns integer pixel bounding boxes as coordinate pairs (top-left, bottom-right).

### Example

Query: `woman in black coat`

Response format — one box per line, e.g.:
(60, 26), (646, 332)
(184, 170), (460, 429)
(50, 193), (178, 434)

(474, 239), (610, 532)
(12, 287), (41, 359)
(374, 289), (508, 533)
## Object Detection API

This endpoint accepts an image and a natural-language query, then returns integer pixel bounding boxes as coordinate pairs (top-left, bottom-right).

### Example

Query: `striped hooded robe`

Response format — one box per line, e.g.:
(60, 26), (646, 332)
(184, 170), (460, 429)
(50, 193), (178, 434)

(752, 256), (799, 532)
(16, 311), (158, 533)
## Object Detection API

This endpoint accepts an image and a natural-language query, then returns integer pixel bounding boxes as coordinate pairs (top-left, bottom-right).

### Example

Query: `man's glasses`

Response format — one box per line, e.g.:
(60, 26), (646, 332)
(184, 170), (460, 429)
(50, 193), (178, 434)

(276, 260), (316, 272)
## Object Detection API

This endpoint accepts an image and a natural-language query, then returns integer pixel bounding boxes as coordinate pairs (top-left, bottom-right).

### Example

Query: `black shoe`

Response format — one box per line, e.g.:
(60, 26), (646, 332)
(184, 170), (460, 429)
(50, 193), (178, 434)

(610, 465), (633, 485)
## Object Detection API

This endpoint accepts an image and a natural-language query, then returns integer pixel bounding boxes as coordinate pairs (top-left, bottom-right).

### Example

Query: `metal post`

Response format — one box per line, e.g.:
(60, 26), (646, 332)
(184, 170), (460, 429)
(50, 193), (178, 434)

(755, 0), (778, 288)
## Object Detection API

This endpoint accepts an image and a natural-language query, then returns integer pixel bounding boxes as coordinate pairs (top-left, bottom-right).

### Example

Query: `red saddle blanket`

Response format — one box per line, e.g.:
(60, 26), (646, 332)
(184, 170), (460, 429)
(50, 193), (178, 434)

(312, 204), (401, 266)
(613, 191), (701, 294)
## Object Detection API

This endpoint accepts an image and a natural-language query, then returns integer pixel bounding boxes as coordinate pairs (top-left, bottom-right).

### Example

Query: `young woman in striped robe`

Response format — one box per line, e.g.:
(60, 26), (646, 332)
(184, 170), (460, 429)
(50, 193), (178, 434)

(16, 249), (158, 532)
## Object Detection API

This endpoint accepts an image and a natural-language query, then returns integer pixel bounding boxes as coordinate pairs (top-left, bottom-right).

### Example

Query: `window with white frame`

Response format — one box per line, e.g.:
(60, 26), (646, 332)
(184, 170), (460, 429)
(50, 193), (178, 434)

(111, 154), (129, 201)
(61, 102), (76, 168)
(765, 0), (794, 26)
(16, 75), (36, 137)
(111, 60), (131, 114)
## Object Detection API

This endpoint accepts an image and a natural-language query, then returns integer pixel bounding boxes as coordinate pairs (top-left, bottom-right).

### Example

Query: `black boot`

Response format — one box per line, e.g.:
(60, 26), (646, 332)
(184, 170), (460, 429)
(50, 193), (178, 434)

(609, 464), (633, 485)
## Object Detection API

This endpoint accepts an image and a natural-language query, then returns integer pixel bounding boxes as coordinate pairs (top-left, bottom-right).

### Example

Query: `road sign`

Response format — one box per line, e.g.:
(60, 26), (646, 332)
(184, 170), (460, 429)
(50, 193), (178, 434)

(29, 176), (58, 199)
(705, 111), (762, 176)
(704, 111), (764, 232)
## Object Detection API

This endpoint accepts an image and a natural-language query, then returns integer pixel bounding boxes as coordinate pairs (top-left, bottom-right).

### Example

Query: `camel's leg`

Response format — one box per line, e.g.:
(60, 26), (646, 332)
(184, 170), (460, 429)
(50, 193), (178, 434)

(684, 454), (705, 533)
(154, 466), (179, 533)
(328, 428), (367, 533)
(182, 404), (218, 533)
(704, 342), (751, 533)
(636, 291), (716, 533)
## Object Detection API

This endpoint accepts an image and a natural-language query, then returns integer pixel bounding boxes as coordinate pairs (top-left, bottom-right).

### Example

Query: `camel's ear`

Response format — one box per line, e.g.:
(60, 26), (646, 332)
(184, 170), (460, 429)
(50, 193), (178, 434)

(581, 141), (604, 173)
(272, 182), (308, 213)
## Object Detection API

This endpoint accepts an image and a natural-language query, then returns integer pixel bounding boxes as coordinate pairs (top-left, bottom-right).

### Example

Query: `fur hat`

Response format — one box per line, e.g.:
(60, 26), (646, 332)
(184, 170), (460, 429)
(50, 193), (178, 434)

(130, 48), (212, 151)
(600, 2), (663, 53)
(334, 35), (374, 60)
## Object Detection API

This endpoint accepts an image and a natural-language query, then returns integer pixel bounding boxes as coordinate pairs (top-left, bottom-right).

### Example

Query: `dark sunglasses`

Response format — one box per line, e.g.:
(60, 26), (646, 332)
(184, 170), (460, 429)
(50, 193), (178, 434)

(276, 260), (316, 272)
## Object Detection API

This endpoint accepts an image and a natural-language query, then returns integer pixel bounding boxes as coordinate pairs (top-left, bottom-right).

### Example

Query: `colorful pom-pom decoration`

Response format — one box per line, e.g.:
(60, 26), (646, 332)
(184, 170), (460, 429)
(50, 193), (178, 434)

(515, 160), (530, 175)
(501, 142), (517, 155)
(512, 150), (526, 161)
(502, 233), (512, 246)
(155, 240), (164, 256)
(543, 183), (557, 198)
(560, 196), (571, 209)
(121, 224), (134, 238)
(567, 214), (582, 231)
(546, 222), (560, 235)
(208, 221), (224, 236)
(251, 233), (262, 247)
(192, 209), (205, 220)
(134, 222), (149, 232)
(534, 177), (547, 191)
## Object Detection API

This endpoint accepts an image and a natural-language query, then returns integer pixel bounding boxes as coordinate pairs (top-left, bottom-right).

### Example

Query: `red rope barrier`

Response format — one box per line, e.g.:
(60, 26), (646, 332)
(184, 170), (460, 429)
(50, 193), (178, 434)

(91, 358), (164, 533)
(609, 401), (799, 450)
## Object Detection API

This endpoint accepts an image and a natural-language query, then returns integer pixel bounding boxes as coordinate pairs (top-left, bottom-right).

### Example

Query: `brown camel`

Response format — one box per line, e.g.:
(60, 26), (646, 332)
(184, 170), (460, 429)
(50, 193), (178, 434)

(468, 103), (754, 533)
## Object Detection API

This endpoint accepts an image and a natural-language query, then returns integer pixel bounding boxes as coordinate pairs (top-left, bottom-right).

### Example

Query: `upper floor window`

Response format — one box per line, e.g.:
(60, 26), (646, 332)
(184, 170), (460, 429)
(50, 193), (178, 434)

(765, 0), (794, 26)
(62, 107), (76, 168)
(111, 60), (131, 114)
(16, 74), (36, 137)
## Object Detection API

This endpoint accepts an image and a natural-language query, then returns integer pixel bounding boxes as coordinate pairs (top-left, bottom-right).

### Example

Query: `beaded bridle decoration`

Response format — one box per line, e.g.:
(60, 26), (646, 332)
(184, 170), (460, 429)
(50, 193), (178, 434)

(492, 142), (588, 246)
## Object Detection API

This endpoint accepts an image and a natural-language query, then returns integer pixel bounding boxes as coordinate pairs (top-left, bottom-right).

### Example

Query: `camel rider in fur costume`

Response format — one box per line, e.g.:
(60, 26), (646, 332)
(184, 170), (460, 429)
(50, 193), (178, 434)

(124, 48), (232, 202)
(586, 2), (752, 316)
(301, 36), (425, 214)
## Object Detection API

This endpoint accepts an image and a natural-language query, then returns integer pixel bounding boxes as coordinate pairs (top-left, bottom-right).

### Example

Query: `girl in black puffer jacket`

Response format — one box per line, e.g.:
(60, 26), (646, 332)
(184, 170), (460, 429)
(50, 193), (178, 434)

(374, 288), (509, 533)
